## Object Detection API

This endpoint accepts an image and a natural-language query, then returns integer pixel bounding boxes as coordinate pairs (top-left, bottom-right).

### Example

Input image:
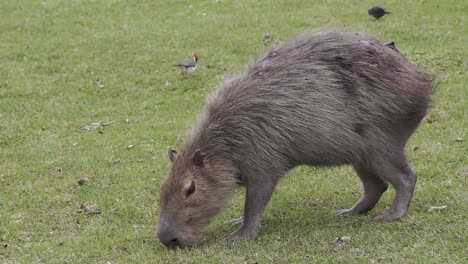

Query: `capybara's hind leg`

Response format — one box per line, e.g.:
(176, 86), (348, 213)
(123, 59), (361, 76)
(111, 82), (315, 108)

(371, 153), (417, 221)
(336, 162), (388, 216)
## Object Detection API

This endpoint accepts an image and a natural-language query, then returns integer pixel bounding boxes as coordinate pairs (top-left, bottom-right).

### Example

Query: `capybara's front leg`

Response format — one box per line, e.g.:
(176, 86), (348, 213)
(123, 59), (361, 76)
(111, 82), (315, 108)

(224, 178), (277, 241)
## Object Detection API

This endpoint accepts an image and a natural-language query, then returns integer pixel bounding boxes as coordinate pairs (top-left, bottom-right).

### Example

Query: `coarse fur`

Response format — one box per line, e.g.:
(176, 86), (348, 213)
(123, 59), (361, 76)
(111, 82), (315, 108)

(157, 29), (432, 248)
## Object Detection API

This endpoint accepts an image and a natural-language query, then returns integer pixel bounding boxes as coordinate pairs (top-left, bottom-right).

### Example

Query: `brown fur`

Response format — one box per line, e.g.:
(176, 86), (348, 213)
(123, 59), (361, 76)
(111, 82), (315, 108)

(157, 29), (432, 248)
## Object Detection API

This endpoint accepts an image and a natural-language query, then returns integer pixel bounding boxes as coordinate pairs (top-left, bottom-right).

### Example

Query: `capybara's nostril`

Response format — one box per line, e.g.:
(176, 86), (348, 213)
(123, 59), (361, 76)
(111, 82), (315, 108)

(170, 238), (179, 246)
(160, 237), (179, 248)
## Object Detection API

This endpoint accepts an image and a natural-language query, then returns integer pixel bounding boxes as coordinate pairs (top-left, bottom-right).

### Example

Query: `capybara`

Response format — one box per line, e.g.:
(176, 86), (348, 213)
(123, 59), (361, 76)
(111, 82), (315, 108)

(157, 30), (432, 248)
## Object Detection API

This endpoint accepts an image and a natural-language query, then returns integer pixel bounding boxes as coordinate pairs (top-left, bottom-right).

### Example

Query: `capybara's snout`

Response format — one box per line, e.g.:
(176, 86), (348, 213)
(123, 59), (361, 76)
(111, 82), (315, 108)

(157, 229), (180, 248)
(156, 221), (181, 249)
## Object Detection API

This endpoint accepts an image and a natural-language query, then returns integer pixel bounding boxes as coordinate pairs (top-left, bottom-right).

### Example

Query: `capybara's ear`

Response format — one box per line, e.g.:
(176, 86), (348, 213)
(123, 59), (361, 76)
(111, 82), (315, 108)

(192, 149), (205, 167)
(168, 148), (177, 162)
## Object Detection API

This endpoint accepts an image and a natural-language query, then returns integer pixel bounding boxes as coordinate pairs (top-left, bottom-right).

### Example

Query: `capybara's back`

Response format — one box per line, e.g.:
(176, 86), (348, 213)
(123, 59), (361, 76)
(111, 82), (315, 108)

(157, 30), (432, 248)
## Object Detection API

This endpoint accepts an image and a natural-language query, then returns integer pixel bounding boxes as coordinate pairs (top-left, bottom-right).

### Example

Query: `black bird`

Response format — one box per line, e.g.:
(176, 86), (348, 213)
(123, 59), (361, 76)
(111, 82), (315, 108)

(384, 41), (399, 52)
(368, 6), (391, 19)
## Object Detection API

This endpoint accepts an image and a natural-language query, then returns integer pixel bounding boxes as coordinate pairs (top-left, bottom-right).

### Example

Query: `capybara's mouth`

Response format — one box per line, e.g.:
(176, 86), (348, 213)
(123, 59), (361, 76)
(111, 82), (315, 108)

(156, 226), (199, 249)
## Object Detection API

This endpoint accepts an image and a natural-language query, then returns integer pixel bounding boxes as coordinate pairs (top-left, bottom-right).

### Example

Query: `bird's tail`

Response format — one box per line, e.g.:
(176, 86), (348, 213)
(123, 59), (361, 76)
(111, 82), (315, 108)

(385, 11), (391, 14)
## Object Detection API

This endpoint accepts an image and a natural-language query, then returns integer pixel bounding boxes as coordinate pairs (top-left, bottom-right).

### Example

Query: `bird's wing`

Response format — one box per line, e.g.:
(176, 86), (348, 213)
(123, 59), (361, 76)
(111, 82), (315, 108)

(177, 58), (196, 67)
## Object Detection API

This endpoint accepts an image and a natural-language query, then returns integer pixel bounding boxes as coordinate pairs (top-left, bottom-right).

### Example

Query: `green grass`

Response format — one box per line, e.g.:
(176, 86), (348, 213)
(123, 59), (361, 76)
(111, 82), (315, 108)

(1, 0), (466, 263)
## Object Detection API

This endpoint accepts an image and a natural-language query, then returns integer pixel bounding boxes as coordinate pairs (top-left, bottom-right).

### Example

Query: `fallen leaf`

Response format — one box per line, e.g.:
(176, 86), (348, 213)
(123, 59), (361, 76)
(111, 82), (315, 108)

(334, 236), (351, 243)
(100, 121), (114, 126)
(94, 79), (105, 89)
(111, 159), (121, 166)
(86, 209), (101, 215)
(48, 168), (63, 176)
(77, 204), (101, 215)
(427, 205), (448, 212)
(332, 236), (351, 245)
(332, 236), (351, 251)
(77, 178), (87, 186)
(263, 33), (272, 44)
(424, 116), (434, 124)
(82, 121), (114, 131)
(306, 198), (322, 207)
(82, 122), (101, 131)
(126, 144), (134, 150)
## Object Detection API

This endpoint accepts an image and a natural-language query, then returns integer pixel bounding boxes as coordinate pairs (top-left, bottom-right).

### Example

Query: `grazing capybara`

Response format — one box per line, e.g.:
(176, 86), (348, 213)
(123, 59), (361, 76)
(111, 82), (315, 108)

(157, 30), (432, 248)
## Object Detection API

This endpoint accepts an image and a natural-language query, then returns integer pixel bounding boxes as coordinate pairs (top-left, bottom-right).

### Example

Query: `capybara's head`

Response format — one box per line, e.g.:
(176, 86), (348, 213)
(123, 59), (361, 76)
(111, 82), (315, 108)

(156, 148), (237, 248)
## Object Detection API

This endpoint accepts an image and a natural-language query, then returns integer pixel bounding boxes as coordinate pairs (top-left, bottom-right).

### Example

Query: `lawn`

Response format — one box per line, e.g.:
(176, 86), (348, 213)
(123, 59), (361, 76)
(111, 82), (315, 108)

(0, 0), (466, 263)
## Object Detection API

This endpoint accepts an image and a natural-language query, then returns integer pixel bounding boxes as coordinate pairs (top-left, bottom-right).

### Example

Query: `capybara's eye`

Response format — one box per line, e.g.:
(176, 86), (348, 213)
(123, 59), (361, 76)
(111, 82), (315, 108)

(186, 181), (195, 197)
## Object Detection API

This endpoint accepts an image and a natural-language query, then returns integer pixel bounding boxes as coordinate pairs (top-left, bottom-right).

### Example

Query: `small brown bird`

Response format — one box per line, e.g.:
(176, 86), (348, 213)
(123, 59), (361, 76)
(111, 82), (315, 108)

(368, 6), (391, 19)
(174, 53), (198, 73)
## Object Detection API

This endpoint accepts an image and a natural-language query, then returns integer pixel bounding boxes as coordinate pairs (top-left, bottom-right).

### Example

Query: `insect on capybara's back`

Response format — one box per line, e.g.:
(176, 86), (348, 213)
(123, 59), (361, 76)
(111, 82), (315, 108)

(157, 30), (432, 248)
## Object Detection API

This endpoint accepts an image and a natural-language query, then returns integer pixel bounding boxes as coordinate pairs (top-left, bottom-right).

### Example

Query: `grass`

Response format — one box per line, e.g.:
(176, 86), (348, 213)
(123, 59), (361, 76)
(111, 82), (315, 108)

(0, 0), (466, 263)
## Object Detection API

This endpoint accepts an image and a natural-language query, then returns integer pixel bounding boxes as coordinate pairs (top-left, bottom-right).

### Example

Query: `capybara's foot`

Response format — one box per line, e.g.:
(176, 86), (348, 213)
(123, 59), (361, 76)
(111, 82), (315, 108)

(223, 227), (258, 241)
(335, 208), (359, 216)
(335, 204), (373, 216)
(370, 211), (404, 222)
